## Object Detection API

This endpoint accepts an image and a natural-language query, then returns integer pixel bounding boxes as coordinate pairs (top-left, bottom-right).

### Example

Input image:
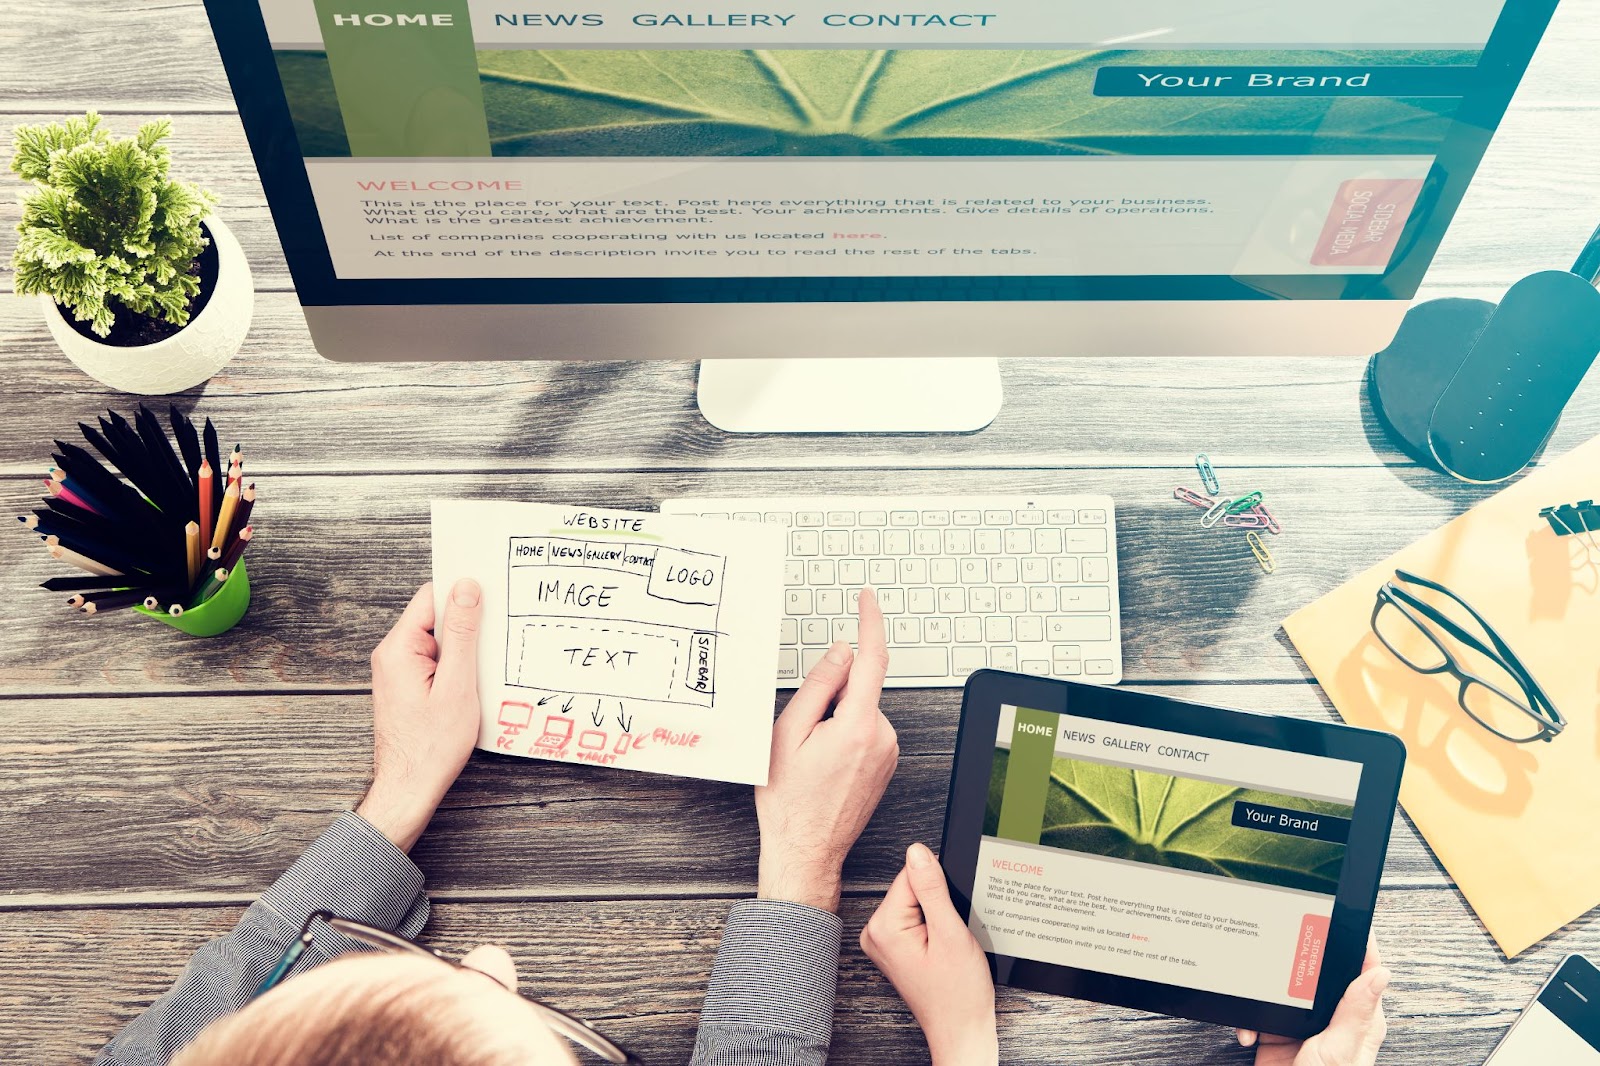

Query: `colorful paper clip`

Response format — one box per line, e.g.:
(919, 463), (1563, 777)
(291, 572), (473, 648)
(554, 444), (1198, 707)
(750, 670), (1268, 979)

(1252, 501), (1282, 535)
(1246, 531), (1276, 574)
(1200, 498), (1230, 528)
(1222, 511), (1269, 529)
(1224, 491), (1264, 515)
(1195, 453), (1221, 496)
(1174, 486), (1215, 509)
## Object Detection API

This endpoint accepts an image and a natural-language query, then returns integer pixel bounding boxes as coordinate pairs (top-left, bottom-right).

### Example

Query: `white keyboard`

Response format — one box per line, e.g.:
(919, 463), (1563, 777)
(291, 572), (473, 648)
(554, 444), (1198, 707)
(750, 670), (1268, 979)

(660, 495), (1123, 688)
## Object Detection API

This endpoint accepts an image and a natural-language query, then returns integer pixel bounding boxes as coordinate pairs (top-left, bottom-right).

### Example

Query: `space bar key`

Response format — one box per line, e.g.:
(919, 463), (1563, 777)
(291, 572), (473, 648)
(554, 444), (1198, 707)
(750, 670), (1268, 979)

(886, 647), (951, 677)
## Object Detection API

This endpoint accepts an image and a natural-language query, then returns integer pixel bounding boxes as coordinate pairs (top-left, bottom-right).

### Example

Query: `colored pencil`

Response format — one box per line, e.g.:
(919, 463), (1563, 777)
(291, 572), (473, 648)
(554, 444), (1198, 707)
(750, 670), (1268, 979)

(50, 543), (125, 577)
(81, 589), (150, 614)
(203, 418), (223, 522)
(168, 603), (185, 617)
(170, 405), (203, 486)
(191, 566), (229, 606)
(197, 460), (215, 553)
(185, 521), (202, 586)
(42, 534), (145, 579)
(136, 405), (194, 517)
(212, 479), (241, 553)
(43, 574), (151, 593)
(46, 479), (101, 515)
(218, 525), (252, 572)
(18, 514), (38, 529)
(54, 439), (154, 520)
(235, 483), (256, 532)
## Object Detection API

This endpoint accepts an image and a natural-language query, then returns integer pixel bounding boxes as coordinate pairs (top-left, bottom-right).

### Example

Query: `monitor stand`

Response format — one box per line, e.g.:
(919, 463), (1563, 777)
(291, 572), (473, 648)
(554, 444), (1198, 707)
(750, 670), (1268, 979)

(696, 357), (1002, 433)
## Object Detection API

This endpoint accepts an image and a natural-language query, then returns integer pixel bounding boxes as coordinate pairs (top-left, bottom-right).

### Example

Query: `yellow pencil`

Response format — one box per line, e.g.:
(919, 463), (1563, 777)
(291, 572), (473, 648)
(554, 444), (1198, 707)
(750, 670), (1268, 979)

(212, 479), (241, 553)
(185, 521), (201, 586)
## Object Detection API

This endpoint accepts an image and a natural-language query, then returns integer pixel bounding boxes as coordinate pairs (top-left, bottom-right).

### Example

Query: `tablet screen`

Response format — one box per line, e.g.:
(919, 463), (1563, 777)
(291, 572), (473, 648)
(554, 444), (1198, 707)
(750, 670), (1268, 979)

(970, 704), (1364, 1009)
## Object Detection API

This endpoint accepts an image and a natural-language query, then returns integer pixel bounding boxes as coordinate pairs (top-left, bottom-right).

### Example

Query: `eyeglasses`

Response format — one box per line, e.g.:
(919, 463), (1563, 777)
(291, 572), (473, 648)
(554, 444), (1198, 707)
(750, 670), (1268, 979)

(256, 911), (643, 1064)
(1370, 569), (1565, 744)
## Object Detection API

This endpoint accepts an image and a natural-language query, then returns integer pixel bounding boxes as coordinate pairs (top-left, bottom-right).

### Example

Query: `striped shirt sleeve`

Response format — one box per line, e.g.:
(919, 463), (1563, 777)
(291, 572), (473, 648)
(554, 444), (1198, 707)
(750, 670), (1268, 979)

(690, 899), (844, 1066)
(93, 812), (429, 1066)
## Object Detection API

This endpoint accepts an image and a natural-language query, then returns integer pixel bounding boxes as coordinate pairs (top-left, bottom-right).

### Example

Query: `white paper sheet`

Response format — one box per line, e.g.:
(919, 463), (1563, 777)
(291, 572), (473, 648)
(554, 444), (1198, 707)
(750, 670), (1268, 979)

(431, 500), (785, 785)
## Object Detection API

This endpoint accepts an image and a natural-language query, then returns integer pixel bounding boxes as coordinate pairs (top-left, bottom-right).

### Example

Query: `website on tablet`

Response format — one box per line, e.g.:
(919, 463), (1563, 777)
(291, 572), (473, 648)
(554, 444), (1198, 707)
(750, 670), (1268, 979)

(972, 705), (1364, 1008)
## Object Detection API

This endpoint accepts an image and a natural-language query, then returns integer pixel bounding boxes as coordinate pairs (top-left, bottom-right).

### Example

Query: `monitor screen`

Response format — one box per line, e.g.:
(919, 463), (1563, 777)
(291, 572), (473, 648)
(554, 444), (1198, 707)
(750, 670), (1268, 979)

(210, 0), (1557, 307)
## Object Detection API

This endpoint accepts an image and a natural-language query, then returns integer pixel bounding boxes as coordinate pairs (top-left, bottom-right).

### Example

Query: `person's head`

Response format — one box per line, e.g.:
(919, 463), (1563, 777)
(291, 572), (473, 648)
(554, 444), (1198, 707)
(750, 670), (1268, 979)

(173, 945), (581, 1066)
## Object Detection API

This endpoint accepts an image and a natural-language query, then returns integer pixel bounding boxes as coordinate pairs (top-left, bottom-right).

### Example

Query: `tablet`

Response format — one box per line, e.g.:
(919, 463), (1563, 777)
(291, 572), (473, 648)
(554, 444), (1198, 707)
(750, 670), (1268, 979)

(940, 671), (1405, 1039)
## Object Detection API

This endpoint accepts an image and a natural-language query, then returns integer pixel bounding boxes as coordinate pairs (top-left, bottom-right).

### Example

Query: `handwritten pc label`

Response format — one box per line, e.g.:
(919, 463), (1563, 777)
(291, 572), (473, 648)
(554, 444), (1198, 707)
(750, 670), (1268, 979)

(432, 500), (785, 785)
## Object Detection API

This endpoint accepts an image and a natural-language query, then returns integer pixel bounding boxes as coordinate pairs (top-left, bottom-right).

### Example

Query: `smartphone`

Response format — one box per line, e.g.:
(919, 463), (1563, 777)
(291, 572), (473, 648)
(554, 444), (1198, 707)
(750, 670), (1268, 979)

(1485, 955), (1600, 1063)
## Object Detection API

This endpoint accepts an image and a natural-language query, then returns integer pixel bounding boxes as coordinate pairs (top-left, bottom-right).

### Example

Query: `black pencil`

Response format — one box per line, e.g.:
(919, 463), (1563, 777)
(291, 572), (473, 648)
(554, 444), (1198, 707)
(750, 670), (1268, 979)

(135, 405), (194, 517)
(203, 418), (223, 523)
(104, 412), (174, 517)
(170, 405), (203, 486)
(80, 589), (152, 614)
(53, 440), (153, 523)
(41, 574), (150, 593)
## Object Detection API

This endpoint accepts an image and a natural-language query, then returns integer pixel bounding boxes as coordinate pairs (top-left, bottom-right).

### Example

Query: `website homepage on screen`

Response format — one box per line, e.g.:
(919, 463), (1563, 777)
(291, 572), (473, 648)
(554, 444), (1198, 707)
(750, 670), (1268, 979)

(259, 0), (1511, 286)
(973, 706), (1363, 1008)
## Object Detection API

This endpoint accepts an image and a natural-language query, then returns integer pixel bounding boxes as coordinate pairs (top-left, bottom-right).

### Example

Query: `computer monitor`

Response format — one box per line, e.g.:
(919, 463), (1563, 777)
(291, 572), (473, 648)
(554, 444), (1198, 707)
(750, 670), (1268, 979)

(204, 0), (1559, 431)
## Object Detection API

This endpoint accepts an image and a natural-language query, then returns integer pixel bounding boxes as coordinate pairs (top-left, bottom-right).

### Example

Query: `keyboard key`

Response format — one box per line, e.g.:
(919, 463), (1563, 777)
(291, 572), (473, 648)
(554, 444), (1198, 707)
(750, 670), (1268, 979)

(783, 560), (805, 586)
(984, 616), (1013, 642)
(878, 588), (906, 614)
(822, 531), (850, 556)
(1060, 587), (1112, 613)
(969, 587), (997, 613)
(1034, 527), (1063, 554)
(1078, 509), (1107, 525)
(764, 512), (793, 526)
(1017, 616), (1044, 642)
(953, 647), (988, 677)
(892, 617), (921, 644)
(777, 649), (799, 680)
(1086, 659), (1116, 676)
(1021, 558), (1049, 583)
(999, 586), (1028, 612)
(701, 512), (727, 520)
(1052, 644), (1081, 661)
(974, 530), (1002, 554)
(839, 559), (866, 585)
(832, 617), (860, 643)
(816, 589), (844, 615)
(801, 619), (830, 644)
(890, 510), (919, 526)
(1004, 529), (1033, 554)
(992, 646), (1018, 671)
(1065, 529), (1109, 553)
(1021, 660), (1050, 676)
(990, 556), (1019, 584)
(930, 557), (959, 585)
(938, 587), (967, 613)
(734, 511), (762, 522)
(985, 509), (1013, 524)
(943, 528), (973, 554)
(1030, 587), (1058, 612)
(780, 618), (798, 644)
(900, 558), (929, 584)
(1051, 557), (1081, 583)
(1047, 616), (1113, 641)
(807, 559), (836, 584)
(1083, 557), (1111, 583)
(922, 509), (952, 525)
(885, 647), (950, 678)
(858, 510), (888, 525)
(884, 530), (912, 556)
(846, 588), (862, 613)
(785, 589), (813, 615)
(908, 588), (936, 613)
(1047, 509), (1077, 525)
(953, 510), (982, 526)
(1016, 509), (1044, 525)
(827, 510), (857, 526)
(959, 558), (986, 583)
(868, 559), (896, 585)
(925, 617), (952, 642)
(1055, 660), (1083, 676)
(912, 530), (939, 555)
(792, 530), (820, 556)
(796, 511), (824, 527)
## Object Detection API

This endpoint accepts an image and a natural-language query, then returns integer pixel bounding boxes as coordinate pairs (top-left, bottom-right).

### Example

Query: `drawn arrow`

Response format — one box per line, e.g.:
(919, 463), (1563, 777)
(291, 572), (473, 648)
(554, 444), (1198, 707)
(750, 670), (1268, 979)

(590, 701), (605, 728)
(537, 695), (556, 707)
(560, 697), (574, 713)
(617, 709), (633, 733)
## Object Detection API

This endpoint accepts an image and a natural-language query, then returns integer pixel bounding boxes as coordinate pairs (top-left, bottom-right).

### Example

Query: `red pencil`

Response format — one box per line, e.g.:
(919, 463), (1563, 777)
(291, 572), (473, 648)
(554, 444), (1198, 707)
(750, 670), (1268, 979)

(218, 525), (252, 572)
(197, 459), (214, 552)
(45, 479), (100, 515)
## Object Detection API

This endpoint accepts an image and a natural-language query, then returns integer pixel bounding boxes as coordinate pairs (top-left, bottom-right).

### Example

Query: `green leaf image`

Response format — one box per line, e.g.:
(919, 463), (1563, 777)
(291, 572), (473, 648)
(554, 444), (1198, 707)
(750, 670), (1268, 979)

(984, 750), (1352, 894)
(279, 47), (1475, 158)
(276, 52), (352, 157)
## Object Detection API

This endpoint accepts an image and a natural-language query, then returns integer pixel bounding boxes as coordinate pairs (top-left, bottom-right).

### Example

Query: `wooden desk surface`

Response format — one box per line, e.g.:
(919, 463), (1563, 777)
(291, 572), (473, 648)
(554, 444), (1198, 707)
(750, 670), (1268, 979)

(3, 3), (1599, 1061)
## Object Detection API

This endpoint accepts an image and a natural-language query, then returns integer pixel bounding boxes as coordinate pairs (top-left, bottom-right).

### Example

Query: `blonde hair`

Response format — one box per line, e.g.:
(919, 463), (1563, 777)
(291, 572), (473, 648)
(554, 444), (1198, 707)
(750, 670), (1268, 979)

(173, 955), (555, 1066)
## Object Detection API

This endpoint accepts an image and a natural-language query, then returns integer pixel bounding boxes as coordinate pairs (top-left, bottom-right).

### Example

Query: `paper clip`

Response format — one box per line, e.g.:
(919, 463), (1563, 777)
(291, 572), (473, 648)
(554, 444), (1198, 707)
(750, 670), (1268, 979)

(1543, 502), (1600, 553)
(1200, 498), (1229, 528)
(1252, 502), (1282, 535)
(1223, 511), (1269, 529)
(1174, 486), (1215, 509)
(1224, 491), (1264, 515)
(1246, 531), (1276, 574)
(1195, 453), (1221, 496)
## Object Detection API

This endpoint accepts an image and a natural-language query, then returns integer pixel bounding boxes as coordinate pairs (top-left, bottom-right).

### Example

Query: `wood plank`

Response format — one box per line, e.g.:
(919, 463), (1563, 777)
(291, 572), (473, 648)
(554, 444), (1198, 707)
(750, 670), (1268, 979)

(5, 0), (1597, 111)
(8, 891), (1598, 1065)
(0, 684), (1465, 900)
(0, 464), (1535, 697)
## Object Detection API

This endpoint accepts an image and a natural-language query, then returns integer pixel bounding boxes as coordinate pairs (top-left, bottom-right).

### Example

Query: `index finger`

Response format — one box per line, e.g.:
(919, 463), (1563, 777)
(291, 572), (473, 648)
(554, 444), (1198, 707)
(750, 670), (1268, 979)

(837, 586), (888, 715)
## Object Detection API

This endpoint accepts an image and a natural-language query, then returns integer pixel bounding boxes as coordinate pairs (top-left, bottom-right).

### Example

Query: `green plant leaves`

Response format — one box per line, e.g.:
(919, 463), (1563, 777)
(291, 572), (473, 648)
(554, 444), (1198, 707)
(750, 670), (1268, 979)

(985, 749), (1352, 893)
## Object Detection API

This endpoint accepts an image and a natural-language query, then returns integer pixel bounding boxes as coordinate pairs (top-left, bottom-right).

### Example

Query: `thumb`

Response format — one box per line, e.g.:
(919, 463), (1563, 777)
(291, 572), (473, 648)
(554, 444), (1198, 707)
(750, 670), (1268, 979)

(1318, 965), (1390, 1062)
(903, 843), (965, 942)
(432, 579), (483, 699)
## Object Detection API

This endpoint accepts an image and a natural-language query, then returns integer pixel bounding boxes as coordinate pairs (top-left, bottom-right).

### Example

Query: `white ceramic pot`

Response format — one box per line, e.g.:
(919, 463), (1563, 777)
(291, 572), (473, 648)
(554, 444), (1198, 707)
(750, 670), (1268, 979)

(40, 213), (254, 395)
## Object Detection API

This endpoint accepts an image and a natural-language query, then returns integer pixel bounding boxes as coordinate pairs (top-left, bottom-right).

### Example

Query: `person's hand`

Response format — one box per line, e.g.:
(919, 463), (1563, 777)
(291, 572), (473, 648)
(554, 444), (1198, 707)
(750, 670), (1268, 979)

(357, 580), (484, 852)
(861, 842), (999, 1066)
(755, 586), (898, 912)
(1238, 940), (1390, 1066)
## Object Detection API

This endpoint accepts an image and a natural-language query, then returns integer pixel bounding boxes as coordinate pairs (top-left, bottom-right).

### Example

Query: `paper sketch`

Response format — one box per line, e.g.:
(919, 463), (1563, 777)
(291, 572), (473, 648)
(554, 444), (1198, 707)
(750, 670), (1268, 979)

(431, 500), (785, 785)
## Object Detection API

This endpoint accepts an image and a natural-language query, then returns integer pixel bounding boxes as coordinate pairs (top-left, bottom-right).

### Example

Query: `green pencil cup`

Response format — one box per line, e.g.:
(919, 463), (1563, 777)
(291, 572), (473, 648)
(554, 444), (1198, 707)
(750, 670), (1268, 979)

(133, 561), (251, 637)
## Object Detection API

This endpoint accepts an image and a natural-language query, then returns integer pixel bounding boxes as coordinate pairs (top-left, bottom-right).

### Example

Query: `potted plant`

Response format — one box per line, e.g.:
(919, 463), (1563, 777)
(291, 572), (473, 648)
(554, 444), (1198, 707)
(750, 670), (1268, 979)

(10, 112), (253, 395)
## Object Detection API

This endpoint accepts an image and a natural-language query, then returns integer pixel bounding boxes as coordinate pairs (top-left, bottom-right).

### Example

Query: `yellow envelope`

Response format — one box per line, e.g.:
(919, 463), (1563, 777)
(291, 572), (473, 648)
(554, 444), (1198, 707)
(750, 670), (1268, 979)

(1284, 435), (1600, 957)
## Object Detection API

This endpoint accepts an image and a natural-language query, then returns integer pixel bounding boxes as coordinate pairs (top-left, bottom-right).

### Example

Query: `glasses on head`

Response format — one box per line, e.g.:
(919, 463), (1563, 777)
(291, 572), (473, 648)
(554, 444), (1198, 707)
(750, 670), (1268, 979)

(256, 911), (643, 1064)
(1370, 568), (1565, 744)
